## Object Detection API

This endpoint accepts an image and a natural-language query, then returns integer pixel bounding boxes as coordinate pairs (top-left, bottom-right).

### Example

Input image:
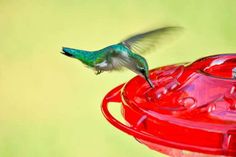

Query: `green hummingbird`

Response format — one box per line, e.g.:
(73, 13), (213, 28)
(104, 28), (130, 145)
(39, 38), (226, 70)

(61, 26), (182, 88)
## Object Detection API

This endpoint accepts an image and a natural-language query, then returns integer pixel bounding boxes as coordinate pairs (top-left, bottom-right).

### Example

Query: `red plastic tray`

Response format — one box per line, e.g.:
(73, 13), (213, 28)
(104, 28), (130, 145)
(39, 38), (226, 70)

(102, 54), (236, 156)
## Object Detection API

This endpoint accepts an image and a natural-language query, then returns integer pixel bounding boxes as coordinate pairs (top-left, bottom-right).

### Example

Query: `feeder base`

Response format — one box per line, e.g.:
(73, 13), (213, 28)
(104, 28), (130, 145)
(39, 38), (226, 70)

(138, 139), (228, 157)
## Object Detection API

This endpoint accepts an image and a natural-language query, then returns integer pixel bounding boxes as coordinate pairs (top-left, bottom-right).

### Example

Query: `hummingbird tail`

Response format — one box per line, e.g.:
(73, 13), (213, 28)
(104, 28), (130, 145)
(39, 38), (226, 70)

(61, 47), (95, 67)
(61, 47), (78, 58)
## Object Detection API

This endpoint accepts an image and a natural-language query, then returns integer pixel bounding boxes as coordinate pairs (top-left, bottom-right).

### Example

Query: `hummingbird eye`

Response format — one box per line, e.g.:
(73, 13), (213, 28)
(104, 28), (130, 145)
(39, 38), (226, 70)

(139, 68), (145, 74)
(136, 64), (146, 75)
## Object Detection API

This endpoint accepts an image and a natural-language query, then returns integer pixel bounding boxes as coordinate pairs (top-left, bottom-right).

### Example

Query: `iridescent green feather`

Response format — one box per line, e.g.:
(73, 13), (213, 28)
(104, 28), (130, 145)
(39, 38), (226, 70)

(62, 47), (98, 67)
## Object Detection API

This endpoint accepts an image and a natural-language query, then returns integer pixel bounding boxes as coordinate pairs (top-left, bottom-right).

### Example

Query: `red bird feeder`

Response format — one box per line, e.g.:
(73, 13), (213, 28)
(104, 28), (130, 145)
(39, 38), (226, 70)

(101, 54), (236, 157)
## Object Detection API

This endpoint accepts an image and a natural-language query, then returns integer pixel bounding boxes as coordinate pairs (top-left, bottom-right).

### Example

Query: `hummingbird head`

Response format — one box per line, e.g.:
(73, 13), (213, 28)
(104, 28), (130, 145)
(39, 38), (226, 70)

(132, 54), (154, 88)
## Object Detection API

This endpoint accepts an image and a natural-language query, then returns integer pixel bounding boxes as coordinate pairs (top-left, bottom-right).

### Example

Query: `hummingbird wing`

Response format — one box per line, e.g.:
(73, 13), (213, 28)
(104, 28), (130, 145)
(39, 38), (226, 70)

(120, 26), (183, 54)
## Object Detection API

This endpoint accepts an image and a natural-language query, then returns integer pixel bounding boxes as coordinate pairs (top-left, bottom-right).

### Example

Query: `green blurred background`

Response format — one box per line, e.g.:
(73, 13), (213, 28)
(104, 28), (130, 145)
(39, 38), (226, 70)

(1, 0), (236, 157)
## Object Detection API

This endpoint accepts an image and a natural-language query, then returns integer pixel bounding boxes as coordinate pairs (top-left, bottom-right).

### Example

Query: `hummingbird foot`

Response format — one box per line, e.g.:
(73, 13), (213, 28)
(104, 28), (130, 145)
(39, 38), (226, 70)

(95, 70), (103, 75)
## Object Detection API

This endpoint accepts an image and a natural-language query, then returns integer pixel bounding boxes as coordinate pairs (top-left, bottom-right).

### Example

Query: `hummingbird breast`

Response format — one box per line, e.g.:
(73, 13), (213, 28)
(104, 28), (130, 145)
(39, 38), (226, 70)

(95, 60), (112, 70)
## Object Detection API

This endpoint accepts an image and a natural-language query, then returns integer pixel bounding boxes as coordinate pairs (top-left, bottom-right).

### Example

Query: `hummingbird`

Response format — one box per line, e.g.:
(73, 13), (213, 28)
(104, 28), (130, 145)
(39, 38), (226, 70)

(61, 26), (182, 88)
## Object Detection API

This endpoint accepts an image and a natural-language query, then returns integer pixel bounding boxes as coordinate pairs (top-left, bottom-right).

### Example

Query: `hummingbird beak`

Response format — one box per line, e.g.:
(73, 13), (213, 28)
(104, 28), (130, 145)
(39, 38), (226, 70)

(144, 74), (154, 88)
(139, 69), (154, 88)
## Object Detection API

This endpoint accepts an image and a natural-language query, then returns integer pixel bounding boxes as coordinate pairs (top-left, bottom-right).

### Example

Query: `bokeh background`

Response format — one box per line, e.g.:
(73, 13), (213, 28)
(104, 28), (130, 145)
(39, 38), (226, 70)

(1, 0), (236, 157)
